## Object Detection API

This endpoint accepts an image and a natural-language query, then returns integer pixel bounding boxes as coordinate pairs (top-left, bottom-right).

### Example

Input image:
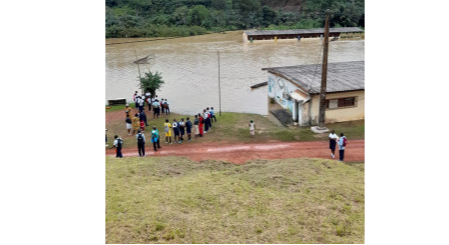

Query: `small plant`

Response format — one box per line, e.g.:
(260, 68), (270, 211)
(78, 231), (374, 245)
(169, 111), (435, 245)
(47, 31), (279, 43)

(256, 228), (263, 234)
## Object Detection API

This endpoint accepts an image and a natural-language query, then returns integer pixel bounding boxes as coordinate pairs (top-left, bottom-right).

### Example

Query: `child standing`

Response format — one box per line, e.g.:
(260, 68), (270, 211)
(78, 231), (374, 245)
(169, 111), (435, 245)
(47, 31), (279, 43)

(164, 119), (172, 145)
(172, 119), (181, 143)
(186, 117), (193, 141)
(249, 120), (256, 137)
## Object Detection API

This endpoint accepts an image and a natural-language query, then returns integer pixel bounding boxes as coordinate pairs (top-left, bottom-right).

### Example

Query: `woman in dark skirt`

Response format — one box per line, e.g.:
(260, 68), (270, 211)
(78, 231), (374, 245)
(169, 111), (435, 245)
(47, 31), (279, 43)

(328, 130), (339, 159)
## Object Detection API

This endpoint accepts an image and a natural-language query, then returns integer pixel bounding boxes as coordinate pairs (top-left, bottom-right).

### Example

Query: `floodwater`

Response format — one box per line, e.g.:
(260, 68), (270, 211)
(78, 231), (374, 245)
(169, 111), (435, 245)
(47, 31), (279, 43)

(106, 31), (364, 115)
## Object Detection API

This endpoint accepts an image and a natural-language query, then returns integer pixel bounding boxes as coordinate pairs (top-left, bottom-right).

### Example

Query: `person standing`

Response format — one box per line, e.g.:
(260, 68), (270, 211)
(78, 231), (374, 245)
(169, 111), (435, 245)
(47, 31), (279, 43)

(164, 119), (173, 145)
(172, 119), (181, 143)
(105, 129), (108, 147)
(249, 120), (256, 137)
(147, 96), (152, 111)
(152, 99), (160, 118)
(150, 126), (161, 151)
(132, 113), (140, 135)
(138, 96), (145, 112)
(206, 107), (213, 128)
(178, 118), (186, 141)
(328, 130), (339, 159)
(133, 91), (138, 108)
(338, 133), (347, 162)
(210, 107), (217, 122)
(109, 135), (123, 158)
(203, 110), (209, 133)
(186, 117), (193, 141)
(193, 115), (200, 138)
(165, 99), (170, 115)
(136, 130), (146, 157)
(125, 115), (132, 135)
(160, 98), (165, 114)
(125, 104), (132, 119)
(140, 110), (148, 127)
(198, 113), (204, 137)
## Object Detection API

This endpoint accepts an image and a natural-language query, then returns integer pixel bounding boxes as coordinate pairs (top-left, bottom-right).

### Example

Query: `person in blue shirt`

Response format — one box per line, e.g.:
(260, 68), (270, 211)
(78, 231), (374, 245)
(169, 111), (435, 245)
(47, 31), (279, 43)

(337, 133), (347, 162)
(186, 117), (193, 141)
(150, 126), (161, 151)
(210, 107), (217, 122)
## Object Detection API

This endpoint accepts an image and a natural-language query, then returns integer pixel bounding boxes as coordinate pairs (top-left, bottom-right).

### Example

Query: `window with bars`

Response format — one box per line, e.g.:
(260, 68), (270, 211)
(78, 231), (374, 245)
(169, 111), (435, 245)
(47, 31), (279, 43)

(325, 97), (356, 109)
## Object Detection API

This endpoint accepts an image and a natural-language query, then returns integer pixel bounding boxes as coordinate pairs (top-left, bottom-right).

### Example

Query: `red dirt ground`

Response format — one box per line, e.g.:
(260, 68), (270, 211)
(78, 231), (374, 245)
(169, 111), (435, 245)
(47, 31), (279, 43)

(105, 140), (364, 164)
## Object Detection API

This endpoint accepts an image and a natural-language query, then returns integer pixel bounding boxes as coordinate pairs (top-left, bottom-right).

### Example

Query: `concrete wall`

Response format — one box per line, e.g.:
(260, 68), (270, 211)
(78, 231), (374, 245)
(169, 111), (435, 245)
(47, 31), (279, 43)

(307, 90), (365, 125)
(267, 74), (308, 112)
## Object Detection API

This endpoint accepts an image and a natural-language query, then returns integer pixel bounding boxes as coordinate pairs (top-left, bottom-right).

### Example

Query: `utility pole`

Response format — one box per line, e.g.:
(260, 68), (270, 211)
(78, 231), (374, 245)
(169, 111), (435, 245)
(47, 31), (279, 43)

(318, 10), (330, 130)
(134, 44), (143, 95)
(218, 51), (222, 116)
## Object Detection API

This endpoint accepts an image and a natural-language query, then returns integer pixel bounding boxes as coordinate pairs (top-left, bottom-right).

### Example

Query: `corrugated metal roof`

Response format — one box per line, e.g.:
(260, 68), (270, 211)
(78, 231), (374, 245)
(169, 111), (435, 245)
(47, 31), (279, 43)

(245, 27), (363, 36)
(263, 61), (364, 94)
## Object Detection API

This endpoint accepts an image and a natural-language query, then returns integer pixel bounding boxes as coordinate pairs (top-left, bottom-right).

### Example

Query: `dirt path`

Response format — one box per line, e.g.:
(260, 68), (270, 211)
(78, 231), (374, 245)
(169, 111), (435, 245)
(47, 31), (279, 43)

(105, 140), (364, 164)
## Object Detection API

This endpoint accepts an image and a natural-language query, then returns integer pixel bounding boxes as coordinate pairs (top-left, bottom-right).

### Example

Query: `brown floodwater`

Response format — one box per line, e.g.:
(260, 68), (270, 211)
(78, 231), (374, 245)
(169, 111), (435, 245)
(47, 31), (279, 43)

(106, 31), (364, 115)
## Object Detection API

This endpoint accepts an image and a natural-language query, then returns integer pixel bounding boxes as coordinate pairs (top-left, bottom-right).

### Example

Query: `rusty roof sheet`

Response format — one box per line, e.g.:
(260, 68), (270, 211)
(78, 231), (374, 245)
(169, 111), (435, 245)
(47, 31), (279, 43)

(262, 61), (364, 94)
(245, 27), (363, 36)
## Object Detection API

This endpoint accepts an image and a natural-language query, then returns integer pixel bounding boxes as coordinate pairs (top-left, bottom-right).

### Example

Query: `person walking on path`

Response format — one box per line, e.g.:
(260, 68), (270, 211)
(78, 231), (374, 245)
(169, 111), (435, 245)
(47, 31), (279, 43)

(249, 120), (256, 137)
(193, 115), (200, 138)
(172, 119), (181, 143)
(109, 135), (123, 158)
(125, 115), (132, 135)
(338, 133), (347, 162)
(140, 110), (148, 127)
(210, 107), (217, 122)
(132, 113), (140, 135)
(125, 104), (132, 119)
(179, 118), (186, 141)
(186, 117), (193, 141)
(198, 113), (204, 137)
(163, 119), (173, 145)
(150, 126), (161, 151)
(328, 130), (339, 159)
(136, 130), (146, 157)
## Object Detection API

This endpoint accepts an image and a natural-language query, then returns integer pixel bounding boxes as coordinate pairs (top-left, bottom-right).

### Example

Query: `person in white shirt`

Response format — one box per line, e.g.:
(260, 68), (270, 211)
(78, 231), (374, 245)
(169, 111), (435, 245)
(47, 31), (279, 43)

(165, 99), (170, 115)
(328, 130), (339, 158)
(249, 120), (256, 137)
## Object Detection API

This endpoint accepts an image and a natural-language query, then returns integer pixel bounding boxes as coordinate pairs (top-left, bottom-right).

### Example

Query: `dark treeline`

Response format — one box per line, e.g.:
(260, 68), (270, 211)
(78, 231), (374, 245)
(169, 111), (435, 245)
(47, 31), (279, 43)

(106, 0), (364, 38)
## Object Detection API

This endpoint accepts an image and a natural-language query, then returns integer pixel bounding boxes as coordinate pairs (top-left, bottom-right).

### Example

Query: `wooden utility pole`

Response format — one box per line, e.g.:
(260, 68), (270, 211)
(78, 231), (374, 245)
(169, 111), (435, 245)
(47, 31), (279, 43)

(134, 44), (143, 95)
(318, 10), (330, 129)
(218, 51), (222, 116)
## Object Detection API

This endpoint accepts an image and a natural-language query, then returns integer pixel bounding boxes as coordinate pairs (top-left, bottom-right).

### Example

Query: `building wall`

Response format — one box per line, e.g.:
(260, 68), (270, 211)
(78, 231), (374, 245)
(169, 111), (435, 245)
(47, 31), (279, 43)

(267, 73), (309, 114)
(307, 90), (365, 125)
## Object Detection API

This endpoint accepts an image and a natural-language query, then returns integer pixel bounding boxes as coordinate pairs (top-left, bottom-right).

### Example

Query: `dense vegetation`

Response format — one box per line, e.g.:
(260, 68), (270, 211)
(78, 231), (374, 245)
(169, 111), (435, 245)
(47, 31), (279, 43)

(106, 0), (364, 38)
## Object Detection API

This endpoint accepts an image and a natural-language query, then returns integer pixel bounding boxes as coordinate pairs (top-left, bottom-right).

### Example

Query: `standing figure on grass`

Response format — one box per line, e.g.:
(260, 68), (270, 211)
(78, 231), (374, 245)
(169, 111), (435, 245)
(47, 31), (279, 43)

(140, 110), (148, 127)
(125, 115), (132, 135)
(206, 107), (213, 128)
(165, 99), (170, 115)
(203, 110), (209, 133)
(172, 119), (181, 143)
(178, 118), (186, 141)
(151, 126), (161, 151)
(338, 133), (347, 162)
(147, 96), (152, 111)
(210, 107), (217, 122)
(136, 129), (146, 157)
(109, 135), (123, 158)
(193, 115), (200, 138)
(152, 99), (160, 118)
(198, 113), (204, 137)
(164, 119), (173, 145)
(133, 91), (138, 108)
(160, 98), (165, 114)
(328, 130), (339, 159)
(249, 119), (256, 137)
(132, 113), (140, 135)
(186, 117), (193, 141)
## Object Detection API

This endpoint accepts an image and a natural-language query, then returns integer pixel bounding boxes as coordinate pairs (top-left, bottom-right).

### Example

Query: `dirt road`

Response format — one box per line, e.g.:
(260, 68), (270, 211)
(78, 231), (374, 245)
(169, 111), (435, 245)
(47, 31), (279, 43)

(105, 140), (364, 164)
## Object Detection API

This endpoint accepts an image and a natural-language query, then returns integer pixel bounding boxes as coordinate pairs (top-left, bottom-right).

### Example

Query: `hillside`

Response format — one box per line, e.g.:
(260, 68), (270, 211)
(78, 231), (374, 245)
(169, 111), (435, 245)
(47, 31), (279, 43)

(106, 0), (364, 38)
(106, 156), (364, 243)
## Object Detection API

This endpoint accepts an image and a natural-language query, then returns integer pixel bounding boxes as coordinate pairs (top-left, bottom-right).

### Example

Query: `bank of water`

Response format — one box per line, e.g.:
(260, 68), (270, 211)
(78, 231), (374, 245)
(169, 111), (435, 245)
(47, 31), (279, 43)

(106, 31), (364, 115)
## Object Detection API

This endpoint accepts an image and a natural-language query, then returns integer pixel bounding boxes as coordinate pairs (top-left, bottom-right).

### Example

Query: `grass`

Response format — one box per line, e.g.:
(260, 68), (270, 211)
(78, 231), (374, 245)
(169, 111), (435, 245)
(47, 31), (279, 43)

(106, 103), (136, 113)
(106, 109), (364, 149)
(106, 157), (365, 244)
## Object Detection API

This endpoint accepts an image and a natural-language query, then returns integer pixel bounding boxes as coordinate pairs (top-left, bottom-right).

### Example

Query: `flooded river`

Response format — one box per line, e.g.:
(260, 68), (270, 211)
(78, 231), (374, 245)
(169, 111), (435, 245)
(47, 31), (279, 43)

(106, 31), (364, 115)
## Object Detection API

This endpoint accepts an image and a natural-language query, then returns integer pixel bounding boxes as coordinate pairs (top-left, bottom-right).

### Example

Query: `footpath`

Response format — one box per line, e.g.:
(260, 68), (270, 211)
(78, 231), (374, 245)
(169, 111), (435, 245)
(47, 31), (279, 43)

(105, 140), (365, 164)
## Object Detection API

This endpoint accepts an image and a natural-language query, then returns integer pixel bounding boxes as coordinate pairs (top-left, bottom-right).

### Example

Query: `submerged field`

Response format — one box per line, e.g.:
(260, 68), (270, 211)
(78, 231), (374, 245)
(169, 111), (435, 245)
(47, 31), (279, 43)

(106, 157), (364, 243)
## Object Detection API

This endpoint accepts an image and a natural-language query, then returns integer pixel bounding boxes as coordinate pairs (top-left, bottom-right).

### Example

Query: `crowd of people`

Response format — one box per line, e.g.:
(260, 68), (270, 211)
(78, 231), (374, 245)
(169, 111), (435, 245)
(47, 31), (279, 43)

(109, 91), (220, 158)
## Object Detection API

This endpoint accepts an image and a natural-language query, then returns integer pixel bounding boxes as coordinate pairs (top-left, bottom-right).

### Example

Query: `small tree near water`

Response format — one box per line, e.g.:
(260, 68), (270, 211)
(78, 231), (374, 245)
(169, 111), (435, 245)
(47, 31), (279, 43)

(139, 71), (165, 96)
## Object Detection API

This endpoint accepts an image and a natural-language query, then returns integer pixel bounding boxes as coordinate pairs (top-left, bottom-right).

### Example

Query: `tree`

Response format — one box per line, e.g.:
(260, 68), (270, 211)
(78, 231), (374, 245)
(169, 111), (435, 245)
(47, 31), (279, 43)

(139, 71), (165, 96)
(187, 5), (211, 27)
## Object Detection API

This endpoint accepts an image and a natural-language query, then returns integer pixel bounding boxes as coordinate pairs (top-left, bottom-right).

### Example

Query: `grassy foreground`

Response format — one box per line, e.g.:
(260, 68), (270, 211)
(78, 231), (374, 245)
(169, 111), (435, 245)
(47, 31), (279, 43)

(106, 157), (364, 243)
(106, 105), (364, 148)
